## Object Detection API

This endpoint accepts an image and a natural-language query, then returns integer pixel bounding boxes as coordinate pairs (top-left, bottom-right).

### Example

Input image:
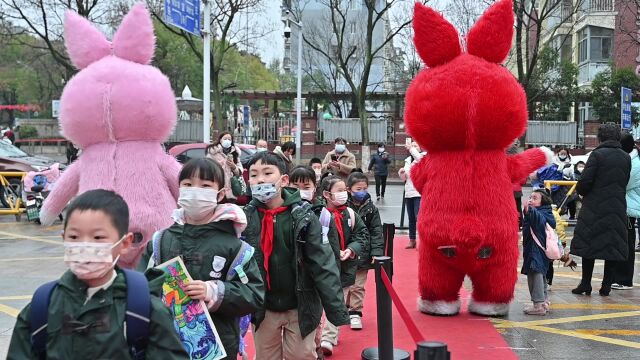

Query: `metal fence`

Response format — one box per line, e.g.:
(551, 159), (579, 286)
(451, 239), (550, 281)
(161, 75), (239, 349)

(167, 119), (204, 143)
(318, 117), (393, 144)
(526, 121), (577, 146)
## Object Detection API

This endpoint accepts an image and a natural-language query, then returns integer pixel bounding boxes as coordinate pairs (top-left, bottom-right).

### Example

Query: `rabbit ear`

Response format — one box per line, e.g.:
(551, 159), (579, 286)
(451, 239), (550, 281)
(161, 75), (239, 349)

(467, 0), (514, 64)
(64, 11), (111, 69)
(112, 3), (155, 64)
(413, 2), (461, 68)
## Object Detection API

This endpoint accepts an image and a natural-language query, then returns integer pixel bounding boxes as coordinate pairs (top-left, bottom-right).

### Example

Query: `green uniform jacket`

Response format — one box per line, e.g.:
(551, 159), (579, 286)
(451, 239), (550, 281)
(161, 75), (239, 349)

(312, 205), (370, 287)
(243, 187), (349, 338)
(348, 194), (384, 268)
(8, 268), (188, 360)
(138, 220), (265, 358)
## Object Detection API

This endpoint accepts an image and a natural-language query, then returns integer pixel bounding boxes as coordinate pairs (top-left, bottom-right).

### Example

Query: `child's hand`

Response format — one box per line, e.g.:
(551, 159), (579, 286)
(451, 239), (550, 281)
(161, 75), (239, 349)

(184, 280), (208, 300)
(340, 248), (354, 261)
(523, 203), (529, 214)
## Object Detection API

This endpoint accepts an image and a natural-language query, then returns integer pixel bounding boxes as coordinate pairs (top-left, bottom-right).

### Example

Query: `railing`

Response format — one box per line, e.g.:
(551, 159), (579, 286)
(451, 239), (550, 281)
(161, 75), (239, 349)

(526, 121), (577, 146)
(167, 119), (204, 143)
(579, 0), (614, 16)
(248, 117), (296, 144)
(318, 117), (393, 144)
(577, 62), (609, 85)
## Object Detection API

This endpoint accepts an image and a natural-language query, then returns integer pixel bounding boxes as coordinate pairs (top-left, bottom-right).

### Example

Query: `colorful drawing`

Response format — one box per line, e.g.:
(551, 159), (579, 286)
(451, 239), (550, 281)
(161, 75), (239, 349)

(157, 256), (227, 360)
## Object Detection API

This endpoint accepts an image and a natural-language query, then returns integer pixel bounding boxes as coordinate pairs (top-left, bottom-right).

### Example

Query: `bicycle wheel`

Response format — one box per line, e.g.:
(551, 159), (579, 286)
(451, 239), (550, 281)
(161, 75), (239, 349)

(0, 178), (23, 208)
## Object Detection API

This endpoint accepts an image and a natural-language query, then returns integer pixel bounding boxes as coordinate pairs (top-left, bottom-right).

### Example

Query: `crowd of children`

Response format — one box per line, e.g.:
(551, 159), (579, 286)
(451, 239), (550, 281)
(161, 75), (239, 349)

(9, 149), (386, 360)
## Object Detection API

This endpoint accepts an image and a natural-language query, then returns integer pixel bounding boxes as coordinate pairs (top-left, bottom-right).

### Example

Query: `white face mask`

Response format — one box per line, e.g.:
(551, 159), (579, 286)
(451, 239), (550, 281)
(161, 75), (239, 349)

(378, 147), (385, 153)
(335, 144), (346, 153)
(64, 236), (124, 280)
(299, 189), (315, 202)
(178, 187), (219, 222)
(256, 147), (268, 152)
(331, 191), (348, 206)
(314, 168), (322, 181)
(221, 139), (232, 149)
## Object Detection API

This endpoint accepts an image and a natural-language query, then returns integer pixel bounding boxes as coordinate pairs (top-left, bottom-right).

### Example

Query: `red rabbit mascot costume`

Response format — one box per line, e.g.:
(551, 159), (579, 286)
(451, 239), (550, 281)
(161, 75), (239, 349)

(405, 0), (553, 316)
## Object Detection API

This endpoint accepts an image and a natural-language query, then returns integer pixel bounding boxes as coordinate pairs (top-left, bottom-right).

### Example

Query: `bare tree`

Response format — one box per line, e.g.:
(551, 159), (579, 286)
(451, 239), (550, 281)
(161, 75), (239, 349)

(147, 0), (270, 132)
(301, 0), (418, 165)
(0, 0), (115, 78)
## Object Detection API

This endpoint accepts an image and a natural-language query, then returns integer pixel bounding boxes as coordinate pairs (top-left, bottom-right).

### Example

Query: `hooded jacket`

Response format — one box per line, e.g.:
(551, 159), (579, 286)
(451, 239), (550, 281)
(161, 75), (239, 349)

(521, 205), (556, 275)
(242, 187), (349, 337)
(138, 204), (264, 358)
(626, 148), (640, 218)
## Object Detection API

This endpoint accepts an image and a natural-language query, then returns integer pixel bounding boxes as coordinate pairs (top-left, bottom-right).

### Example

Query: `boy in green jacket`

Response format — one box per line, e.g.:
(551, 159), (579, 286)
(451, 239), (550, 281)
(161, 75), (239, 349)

(243, 152), (349, 360)
(346, 171), (385, 330)
(139, 158), (264, 359)
(8, 189), (188, 360)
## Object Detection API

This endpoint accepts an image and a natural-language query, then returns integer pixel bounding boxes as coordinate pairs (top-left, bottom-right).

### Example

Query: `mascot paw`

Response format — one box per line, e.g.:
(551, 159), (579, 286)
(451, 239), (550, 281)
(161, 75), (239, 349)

(418, 297), (460, 316)
(38, 211), (57, 227)
(539, 146), (554, 166)
(468, 299), (510, 317)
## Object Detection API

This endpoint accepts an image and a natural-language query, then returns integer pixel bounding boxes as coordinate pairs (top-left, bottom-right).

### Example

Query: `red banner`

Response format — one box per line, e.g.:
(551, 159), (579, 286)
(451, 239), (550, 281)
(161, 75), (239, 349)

(0, 104), (40, 112)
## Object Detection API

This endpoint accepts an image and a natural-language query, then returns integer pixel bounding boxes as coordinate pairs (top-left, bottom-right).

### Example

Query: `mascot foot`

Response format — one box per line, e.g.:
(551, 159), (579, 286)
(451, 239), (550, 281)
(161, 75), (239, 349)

(418, 297), (460, 316)
(468, 299), (510, 317)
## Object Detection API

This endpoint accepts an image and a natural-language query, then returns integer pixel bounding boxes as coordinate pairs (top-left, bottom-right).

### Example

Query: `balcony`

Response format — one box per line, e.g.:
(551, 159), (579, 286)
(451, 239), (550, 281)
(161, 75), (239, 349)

(578, 62), (609, 86)
(579, 0), (614, 17)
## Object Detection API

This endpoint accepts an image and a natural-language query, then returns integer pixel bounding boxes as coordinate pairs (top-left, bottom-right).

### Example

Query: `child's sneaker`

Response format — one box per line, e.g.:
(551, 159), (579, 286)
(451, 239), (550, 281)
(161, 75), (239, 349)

(543, 300), (551, 311)
(321, 341), (334, 356)
(524, 302), (547, 316)
(350, 314), (363, 330)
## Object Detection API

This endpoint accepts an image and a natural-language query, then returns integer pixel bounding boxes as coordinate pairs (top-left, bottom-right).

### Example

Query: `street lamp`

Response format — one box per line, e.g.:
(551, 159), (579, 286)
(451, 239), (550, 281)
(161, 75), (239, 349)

(284, 11), (303, 162)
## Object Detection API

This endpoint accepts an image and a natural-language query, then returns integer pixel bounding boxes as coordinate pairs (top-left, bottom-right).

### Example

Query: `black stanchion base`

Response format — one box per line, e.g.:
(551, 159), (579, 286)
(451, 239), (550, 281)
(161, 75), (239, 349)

(361, 347), (411, 360)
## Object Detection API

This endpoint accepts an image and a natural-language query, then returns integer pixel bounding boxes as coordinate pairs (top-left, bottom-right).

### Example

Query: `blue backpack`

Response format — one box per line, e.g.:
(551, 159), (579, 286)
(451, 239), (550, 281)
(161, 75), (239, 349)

(29, 269), (151, 360)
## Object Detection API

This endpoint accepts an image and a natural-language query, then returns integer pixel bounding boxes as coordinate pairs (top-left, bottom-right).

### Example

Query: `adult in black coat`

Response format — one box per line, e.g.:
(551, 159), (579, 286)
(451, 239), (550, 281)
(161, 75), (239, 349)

(571, 123), (631, 296)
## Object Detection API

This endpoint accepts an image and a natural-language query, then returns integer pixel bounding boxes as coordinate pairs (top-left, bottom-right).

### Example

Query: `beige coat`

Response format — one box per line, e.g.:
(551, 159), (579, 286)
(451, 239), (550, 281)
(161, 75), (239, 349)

(321, 149), (357, 179)
(206, 144), (243, 200)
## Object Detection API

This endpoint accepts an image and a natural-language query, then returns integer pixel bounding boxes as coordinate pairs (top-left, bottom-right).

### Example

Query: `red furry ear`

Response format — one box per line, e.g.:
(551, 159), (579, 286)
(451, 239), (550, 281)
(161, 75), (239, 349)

(467, 0), (514, 63)
(413, 2), (461, 67)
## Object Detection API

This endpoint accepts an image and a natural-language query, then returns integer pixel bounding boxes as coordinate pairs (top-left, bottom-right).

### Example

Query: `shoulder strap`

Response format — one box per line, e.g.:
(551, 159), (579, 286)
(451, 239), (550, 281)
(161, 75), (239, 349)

(122, 269), (151, 360)
(226, 241), (255, 284)
(151, 229), (165, 267)
(30, 280), (58, 360)
(346, 207), (356, 231)
(319, 207), (332, 228)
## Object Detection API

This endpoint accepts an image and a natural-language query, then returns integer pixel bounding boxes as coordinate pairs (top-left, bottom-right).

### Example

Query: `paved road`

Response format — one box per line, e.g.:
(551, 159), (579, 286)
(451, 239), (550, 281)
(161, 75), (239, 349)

(1, 185), (640, 359)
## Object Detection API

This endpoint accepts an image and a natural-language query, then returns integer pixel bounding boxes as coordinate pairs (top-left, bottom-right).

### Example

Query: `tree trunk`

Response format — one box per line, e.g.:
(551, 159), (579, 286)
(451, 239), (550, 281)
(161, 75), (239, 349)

(211, 75), (224, 134)
(359, 100), (370, 170)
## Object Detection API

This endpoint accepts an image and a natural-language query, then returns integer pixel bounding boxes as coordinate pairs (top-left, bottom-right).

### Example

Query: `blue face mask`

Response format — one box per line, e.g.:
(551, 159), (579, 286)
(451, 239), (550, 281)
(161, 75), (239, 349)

(251, 183), (279, 203)
(352, 191), (368, 202)
(335, 144), (346, 153)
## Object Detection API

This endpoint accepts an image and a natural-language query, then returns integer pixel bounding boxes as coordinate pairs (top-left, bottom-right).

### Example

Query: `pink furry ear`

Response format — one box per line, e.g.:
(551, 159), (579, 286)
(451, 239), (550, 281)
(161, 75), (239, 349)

(112, 3), (155, 65)
(467, 0), (514, 64)
(64, 11), (111, 69)
(413, 3), (461, 68)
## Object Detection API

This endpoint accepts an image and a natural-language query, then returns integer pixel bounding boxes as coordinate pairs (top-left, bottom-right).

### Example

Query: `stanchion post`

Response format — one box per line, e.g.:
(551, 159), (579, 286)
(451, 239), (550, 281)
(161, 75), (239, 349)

(399, 189), (406, 228)
(414, 341), (450, 360)
(382, 223), (395, 277)
(375, 256), (393, 360)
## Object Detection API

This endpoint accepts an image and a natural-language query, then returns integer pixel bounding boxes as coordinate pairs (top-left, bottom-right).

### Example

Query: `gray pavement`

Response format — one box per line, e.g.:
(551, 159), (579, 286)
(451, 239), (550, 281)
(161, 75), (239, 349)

(1, 185), (640, 359)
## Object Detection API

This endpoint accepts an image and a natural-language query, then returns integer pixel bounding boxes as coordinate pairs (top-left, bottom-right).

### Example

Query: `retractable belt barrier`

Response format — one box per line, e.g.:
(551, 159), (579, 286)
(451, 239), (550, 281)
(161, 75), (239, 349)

(362, 255), (451, 359)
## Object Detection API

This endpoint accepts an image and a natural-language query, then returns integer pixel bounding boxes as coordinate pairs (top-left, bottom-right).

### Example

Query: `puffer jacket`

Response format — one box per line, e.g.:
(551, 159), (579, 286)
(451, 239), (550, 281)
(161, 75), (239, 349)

(571, 140), (631, 261)
(348, 194), (384, 268)
(521, 205), (556, 275)
(206, 144), (243, 200)
(627, 148), (640, 218)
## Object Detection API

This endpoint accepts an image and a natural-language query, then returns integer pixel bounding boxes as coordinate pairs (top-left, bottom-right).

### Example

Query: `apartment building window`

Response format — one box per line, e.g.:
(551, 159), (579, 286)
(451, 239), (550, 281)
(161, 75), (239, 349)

(578, 26), (613, 63)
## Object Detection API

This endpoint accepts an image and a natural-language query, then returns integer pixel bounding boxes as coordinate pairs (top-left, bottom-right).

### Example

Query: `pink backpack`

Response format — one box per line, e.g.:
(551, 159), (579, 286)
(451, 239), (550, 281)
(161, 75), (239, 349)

(531, 224), (562, 260)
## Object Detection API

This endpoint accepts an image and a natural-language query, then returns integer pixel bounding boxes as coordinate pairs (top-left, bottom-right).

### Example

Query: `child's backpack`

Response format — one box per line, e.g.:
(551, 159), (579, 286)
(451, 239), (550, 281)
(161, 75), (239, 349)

(29, 269), (150, 360)
(318, 207), (356, 244)
(530, 224), (563, 260)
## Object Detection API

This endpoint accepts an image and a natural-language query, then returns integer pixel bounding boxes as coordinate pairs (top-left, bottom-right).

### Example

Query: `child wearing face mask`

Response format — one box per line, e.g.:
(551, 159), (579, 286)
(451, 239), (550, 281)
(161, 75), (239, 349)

(139, 158), (264, 359)
(242, 152), (349, 360)
(9, 189), (188, 359)
(289, 165), (319, 204)
(344, 171), (383, 331)
(317, 175), (369, 356)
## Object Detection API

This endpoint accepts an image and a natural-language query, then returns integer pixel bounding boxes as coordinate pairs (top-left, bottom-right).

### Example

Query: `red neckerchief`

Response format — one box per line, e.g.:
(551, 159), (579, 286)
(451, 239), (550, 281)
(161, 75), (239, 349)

(328, 205), (348, 250)
(258, 206), (289, 290)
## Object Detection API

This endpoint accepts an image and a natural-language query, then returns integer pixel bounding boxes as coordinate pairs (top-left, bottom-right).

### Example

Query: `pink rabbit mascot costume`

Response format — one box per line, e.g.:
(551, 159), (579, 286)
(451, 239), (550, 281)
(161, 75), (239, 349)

(40, 3), (181, 269)
(404, 0), (553, 316)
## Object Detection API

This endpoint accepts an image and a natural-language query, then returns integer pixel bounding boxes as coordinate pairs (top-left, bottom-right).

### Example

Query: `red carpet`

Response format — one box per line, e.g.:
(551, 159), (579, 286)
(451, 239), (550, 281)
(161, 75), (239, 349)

(240, 235), (518, 359)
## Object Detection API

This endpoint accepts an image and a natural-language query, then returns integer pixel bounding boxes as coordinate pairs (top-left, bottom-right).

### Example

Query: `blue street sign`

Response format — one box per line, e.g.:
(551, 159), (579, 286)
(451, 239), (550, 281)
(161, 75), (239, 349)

(621, 87), (632, 130)
(164, 0), (200, 36)
(243, 106), (250, 126)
